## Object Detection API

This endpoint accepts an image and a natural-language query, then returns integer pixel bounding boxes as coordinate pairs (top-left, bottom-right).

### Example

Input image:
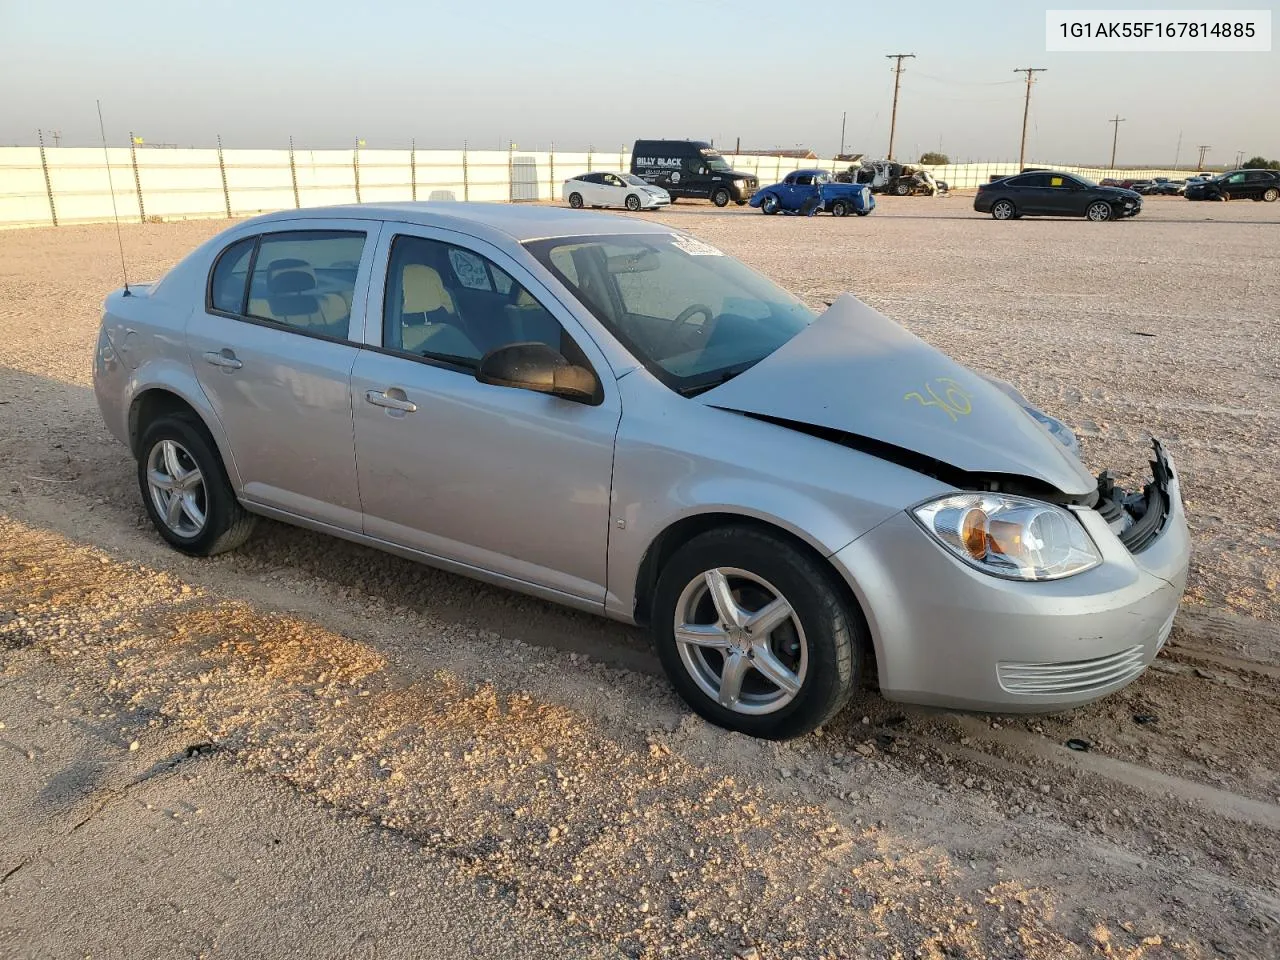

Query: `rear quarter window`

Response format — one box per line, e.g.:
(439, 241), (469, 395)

(208, 237), (256, 314)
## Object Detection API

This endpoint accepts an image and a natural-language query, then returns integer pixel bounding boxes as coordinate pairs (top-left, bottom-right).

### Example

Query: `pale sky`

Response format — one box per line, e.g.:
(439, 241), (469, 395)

(2, 0), (1276, 164)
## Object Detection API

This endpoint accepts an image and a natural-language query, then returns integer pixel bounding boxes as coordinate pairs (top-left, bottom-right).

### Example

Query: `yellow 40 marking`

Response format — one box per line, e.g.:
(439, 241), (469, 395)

(904, 377), (973, 422)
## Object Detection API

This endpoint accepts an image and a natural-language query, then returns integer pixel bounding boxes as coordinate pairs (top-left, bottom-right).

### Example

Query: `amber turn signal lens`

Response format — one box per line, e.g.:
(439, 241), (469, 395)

(959, 507), (988, 559)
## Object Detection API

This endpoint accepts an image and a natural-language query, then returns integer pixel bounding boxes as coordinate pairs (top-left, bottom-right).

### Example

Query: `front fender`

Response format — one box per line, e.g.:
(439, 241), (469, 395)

(604, 371), (950, 621)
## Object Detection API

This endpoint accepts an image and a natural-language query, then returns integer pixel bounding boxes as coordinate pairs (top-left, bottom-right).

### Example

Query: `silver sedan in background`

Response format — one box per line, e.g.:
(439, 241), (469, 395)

(93, 203), (1190, 739)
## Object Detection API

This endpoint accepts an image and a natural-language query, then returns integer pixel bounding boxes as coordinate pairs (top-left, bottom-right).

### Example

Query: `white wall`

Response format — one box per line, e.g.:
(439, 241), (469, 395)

(0, 145), (1203, 229)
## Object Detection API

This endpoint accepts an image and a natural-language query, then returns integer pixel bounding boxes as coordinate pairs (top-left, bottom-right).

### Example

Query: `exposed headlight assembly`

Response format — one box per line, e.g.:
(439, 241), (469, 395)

(913, 493), (1101, 581)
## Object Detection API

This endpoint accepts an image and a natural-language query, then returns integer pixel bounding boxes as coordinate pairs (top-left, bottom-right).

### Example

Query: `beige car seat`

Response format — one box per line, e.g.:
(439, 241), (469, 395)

(399, 264), (479, 359)
(249, 259), (349, 336)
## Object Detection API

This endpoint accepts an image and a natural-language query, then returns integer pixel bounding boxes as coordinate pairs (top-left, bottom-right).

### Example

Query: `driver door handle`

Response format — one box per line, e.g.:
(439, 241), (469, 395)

(365, 389), (417, 413)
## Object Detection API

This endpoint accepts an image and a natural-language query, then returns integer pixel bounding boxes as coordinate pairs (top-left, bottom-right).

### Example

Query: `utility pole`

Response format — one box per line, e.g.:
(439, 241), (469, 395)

(885, 54), (915, 160)
(1196, 145), (1211, 170)
(840, 112), (846, 157)
(1108, 115), (1126, 169)
(1013, 68), (1046, 170)
(1234, 150), (1244, 168)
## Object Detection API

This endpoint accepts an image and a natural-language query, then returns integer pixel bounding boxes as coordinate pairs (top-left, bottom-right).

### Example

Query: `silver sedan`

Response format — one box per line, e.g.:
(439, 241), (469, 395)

(93, 203), (1190, 739)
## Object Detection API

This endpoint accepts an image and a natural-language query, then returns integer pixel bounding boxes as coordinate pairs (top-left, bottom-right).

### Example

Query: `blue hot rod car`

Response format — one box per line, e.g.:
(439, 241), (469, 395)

(748, 169), (875, 217)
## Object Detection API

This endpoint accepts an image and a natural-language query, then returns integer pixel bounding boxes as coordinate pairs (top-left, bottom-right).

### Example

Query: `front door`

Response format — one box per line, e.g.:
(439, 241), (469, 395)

(349, 226), (621, 604)
(188, 221), (379, 530)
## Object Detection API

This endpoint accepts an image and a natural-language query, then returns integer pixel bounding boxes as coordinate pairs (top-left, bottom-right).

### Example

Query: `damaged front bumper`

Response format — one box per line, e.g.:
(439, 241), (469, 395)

(831, 439), (1190, 712)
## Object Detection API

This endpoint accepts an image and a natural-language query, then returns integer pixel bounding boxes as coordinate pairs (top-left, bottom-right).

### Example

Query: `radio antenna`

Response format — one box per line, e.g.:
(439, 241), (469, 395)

(96, 99), (130, 295)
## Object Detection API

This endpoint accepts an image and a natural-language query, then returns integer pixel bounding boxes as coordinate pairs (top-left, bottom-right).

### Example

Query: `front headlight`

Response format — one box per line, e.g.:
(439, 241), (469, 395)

(912, 493), (1101, 581)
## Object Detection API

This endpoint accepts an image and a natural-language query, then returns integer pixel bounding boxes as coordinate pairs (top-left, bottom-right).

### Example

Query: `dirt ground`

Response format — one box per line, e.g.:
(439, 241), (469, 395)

(1, 196), (1278, 959)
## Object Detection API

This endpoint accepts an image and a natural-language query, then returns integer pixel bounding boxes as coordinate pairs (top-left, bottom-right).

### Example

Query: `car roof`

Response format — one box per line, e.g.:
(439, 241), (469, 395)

(792, 168), (828, 177)
(235, 201), (673, 243)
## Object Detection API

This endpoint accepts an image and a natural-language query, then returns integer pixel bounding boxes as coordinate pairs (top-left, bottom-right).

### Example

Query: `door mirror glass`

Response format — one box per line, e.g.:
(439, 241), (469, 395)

(476, 342), (600, 404)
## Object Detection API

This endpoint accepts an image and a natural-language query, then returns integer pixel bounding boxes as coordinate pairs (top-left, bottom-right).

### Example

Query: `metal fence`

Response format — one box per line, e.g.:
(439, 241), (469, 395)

(0, 140), (1205, 230)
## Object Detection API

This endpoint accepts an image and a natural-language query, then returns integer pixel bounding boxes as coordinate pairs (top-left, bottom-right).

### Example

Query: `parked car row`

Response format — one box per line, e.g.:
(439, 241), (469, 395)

(1184, 169), (1280, 201)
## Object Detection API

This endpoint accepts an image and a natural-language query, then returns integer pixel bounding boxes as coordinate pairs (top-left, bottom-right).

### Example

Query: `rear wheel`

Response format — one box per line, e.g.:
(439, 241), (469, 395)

(1087, 201), (1113, 222)
(991, 199), (1016, 220)
(568, 192), (583, 209)
(893, 181), (910, 196)
(711, 187), (731, 207)
(1263, 187), (1279, 202)
(651, 527), (861, 739)
(624, 193), (641, 211)
(830, 200), (849, 217)
(138, 415), (255, 556)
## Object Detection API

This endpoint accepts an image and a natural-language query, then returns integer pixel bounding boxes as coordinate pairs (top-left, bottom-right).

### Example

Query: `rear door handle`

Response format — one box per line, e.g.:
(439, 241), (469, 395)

(365, 389), (417, 413)
(203, 350), (242, 370)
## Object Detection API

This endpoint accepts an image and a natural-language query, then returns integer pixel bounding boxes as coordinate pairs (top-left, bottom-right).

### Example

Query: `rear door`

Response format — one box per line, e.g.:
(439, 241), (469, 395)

(1013, 173), (1052, 213)
(188, 219), (379, 531)
(348, 225), (621, 603)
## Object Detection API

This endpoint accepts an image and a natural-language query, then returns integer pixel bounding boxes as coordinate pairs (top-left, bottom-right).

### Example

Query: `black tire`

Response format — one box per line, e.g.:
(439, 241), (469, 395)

(760, 193), (780, 215)
(568, 192), (583, 209)
(711, 188), (731, 207)
(1086, 200), (1113, 222)
(735, 200), (747, 206)
(893, 181), (910, 196)
(855, 209), (870, 216)
(624, 193), (641, 212)
(991, 199), (1016, 220)
(668, 196), (677, 204)
(651, 526), (861, 739)
(137, 414), (255, 556)
(830, 200), (849, 217)
(1263, 187), (1279, 203)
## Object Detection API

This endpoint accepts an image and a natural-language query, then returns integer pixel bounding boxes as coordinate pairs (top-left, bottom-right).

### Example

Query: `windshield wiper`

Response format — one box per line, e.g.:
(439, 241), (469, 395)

(676, 366), (749, 398)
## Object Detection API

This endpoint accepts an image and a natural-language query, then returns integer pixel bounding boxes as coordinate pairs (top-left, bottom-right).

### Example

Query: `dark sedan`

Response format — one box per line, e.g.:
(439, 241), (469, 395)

(974, 171), (1142, 221)
(1184, 169), (1280, 202)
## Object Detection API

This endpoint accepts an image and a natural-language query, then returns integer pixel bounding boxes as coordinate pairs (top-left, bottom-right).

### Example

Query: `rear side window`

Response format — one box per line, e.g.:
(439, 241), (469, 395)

(245, 231), (366, 339)
(208, 237), (255, 314)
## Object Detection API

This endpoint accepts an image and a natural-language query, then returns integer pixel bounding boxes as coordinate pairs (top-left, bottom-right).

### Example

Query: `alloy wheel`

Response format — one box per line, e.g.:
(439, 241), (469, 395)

(673, 567), (808, 715)
(146, 439), (207, 537)
(992, 200), (1015, 220)
(1087, 201), (1113, 221)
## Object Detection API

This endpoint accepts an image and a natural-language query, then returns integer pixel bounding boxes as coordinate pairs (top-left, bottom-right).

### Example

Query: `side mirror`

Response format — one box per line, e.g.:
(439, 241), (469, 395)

(476, 342), (600, 404)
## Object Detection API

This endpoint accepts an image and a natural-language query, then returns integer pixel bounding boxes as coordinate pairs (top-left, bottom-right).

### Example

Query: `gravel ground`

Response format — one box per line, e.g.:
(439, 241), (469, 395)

(1, 196), (1278, 958)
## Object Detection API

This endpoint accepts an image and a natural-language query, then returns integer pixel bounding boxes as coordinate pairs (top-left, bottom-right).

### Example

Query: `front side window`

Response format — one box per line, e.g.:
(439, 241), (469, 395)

(244, 230), (366, 339)
(383, 235), (571, 368)
(525, 233), (815, 395)
(208, 237), (255, 314)
(795, 174), (814, 187)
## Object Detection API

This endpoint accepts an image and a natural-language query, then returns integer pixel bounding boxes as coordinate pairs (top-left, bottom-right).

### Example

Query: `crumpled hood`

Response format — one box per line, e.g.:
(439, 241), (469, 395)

(698, 294), (1097, 496)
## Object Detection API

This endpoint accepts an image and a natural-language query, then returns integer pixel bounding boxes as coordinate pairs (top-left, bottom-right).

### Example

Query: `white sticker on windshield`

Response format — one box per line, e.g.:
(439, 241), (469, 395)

(669, 234), (724, 257)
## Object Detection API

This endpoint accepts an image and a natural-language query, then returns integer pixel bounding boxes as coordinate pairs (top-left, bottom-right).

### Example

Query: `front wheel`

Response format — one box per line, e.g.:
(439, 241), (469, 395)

(893, 181), (910, 196)
(991, 199), (1016, 220)
(624, 193), (641, 211)
(1086, 201), (1113, 222)
(651, 527), (861, 739)
(830, 200), (849, 217)
(760, 194), (780, 215)
(1263, 187), (1279, 202)
(138, 415), (255, 557)
(567, 192), (583, 209)
(711, 188), (731, 207)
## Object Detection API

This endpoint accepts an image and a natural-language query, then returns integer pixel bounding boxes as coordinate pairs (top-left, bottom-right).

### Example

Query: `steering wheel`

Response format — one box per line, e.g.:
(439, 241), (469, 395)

(660, 303), (715, 354)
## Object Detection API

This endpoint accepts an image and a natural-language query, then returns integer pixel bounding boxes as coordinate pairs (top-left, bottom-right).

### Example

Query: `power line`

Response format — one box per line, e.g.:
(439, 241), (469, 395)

(1108, 115), (1126, 168)
(1013, 68), (1047, 169)
(885, 53), (916, 160)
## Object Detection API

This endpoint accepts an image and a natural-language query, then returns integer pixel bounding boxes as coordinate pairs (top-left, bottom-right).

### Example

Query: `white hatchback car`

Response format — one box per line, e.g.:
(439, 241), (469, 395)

(564, 172), (670, 211)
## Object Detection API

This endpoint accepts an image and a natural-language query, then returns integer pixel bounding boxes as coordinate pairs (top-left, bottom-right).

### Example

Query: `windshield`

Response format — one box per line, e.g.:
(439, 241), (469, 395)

(524, 233), (815, 394)
(700, 149), (733, 173)
(622, 173), (649, 186)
